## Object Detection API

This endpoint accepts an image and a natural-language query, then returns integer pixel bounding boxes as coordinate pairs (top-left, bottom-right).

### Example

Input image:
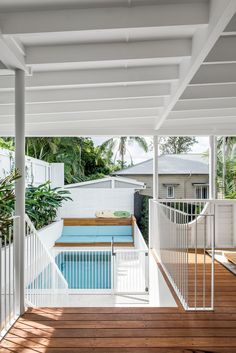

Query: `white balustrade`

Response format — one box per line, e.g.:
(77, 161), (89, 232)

(150, 199), (215, 310)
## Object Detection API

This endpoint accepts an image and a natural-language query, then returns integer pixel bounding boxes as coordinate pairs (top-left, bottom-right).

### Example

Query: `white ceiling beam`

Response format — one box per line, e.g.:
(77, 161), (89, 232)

(1, 120), (156, 137)
(0, 34), (27, 71)
(165, 116), (236, 126)
(0, 2), (209, 35)
(0, 65), (179, 90)
(0, 108), (159, 124)
(205, 36), (236, 63)
(158, 120), (236, 136)
(175, 97), (236, 111)
(25, 39), (191, 66)
(155, 0), (236, 130)
(168, 107), (236, 120)
(190, 63), (236, 84)
(181, 83), (236, 99)
(0, 97), (164, 115)
(0, 83), (170, 104)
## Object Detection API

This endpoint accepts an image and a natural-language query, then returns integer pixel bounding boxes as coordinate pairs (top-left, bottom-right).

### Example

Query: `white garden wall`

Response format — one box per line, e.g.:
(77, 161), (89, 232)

(38, 220), (63, 250)
(60, 188), (135, 218)
(0, 148), (64, 188)
(188, 200), (236, 248)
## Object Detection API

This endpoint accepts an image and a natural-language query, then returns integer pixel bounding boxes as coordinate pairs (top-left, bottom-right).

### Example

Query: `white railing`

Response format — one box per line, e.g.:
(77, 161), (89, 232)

(53, 246), (149, 295)
(150, 199), (215, 311)
(54, 249), (112, 293)
(0, 216), (20, 338)
(25, 215), (68, 307)
(134, 222), (148, 250)
(113, 249), (149, 294)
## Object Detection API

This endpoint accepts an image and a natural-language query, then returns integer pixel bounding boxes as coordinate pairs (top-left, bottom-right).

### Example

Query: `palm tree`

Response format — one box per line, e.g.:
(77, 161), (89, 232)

(101, 137), (148, 169)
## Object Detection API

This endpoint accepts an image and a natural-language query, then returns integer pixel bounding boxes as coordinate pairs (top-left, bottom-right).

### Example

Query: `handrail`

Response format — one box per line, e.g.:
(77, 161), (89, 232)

(0, 216), (20, 338)
(25, 214), (68, 287)
(25, 214), (68, 307)
(150, 199), (215, 311)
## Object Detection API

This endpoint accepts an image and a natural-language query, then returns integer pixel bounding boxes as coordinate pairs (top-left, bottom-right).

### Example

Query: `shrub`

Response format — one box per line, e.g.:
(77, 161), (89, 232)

(0, 170), (21, 235)
(138, 195), (151, 245)
(25, 182), (71, 230)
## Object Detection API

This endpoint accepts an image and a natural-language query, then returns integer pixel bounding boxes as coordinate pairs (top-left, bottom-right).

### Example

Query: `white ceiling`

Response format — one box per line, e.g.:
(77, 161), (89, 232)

(0, 0), (236, 136)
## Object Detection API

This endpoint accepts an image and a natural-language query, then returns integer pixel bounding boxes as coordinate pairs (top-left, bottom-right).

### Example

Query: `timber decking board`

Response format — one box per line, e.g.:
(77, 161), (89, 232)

(1, 254), (236, 352)
(224, 251), (236, 265)
(63, 218), (133, 226)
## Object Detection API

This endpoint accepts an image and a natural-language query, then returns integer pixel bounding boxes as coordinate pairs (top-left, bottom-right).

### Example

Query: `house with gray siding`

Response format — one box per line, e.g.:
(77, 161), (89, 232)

(113, 154), (209, 199)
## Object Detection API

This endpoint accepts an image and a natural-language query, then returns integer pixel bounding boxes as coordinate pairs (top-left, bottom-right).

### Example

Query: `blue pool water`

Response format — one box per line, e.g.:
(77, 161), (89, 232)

(55, 225), (133, 244)
(55, 251), (111, 289)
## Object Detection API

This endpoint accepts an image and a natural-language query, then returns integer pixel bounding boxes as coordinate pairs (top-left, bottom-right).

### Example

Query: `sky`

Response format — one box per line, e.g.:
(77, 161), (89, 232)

(92, 136), (209, 165)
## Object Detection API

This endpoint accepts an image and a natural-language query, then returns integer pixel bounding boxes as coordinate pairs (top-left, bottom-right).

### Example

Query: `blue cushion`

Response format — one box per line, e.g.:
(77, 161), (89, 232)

(56, 235), (133, 244)
(61, 225), (132, 236)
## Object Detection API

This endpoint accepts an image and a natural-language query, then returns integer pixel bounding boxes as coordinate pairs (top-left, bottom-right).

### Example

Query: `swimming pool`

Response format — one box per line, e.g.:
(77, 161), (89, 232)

(55, 225), (133, 245)
(55, 251), (112, 290)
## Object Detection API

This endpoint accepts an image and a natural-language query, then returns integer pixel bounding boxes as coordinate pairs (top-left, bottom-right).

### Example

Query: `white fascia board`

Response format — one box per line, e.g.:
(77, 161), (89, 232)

(155, 0), (236, 130)
(25, 39), (191, 66)
(0, 2), (209, 35)
(0, 65), (179, 89)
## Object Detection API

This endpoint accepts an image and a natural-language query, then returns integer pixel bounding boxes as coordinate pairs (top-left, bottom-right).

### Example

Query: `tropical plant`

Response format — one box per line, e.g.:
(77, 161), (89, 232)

(101, 137), (149, 169)
(0, 169), (21, 236)
(0, 137), (117, 184)
(0, 137), (14, 151)
(138, 195), (151, 245)
(159, 136), (197, 154)
(25, 182), (72, 230)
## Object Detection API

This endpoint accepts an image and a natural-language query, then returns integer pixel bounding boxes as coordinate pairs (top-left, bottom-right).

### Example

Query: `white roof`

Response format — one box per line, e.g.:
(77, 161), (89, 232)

(0, 1), (236, 136)
(114, 154), (209, 175)
(64, 176), (145, 189)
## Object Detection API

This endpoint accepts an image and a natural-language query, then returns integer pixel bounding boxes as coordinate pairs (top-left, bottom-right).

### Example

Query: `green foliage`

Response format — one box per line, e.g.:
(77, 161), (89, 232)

(0, 137), (14, 151)
(138, 195), (151, 245)
(226, 191), (236, 199)
(159, 136), (197, 154)
(101, 136), (148, 169)
(0, 170), (72, 231)
(216, 137), (236, 198)
(0, 170), (21, 235)
(1, 137), (117, 184)
(25, 182), (72, 230)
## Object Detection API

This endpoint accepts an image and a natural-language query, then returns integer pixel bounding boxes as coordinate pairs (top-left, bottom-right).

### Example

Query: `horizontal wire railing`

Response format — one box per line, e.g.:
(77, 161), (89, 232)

(150, 199), (215, 311)
(0, 216), (20, 338)
(25, 215), (68, 307)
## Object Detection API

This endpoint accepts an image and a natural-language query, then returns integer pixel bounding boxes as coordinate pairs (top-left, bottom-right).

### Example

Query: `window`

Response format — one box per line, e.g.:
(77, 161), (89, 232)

(195, 185), (209, 199)
(167, 185), (174, 198)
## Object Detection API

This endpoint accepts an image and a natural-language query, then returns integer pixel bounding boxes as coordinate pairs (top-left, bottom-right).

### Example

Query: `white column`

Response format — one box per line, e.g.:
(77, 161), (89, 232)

(222, 136), (226, 199)
(153, 135), (159, 200)
(15, 69), (25, 315)
(209, 135), (217, 200)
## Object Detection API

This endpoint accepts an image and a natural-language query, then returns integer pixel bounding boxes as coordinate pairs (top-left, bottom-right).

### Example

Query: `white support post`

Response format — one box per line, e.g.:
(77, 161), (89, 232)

(209, 135), (217, 200)
(150, 135), (159, 249)
(153, 135), (159, 200)
(15, 69), (25, 315)
(222, 136), (226, 199)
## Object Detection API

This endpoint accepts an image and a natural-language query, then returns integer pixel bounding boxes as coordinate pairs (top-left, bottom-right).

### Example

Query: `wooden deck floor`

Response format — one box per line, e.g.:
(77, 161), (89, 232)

(1, 255), (236, 353)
